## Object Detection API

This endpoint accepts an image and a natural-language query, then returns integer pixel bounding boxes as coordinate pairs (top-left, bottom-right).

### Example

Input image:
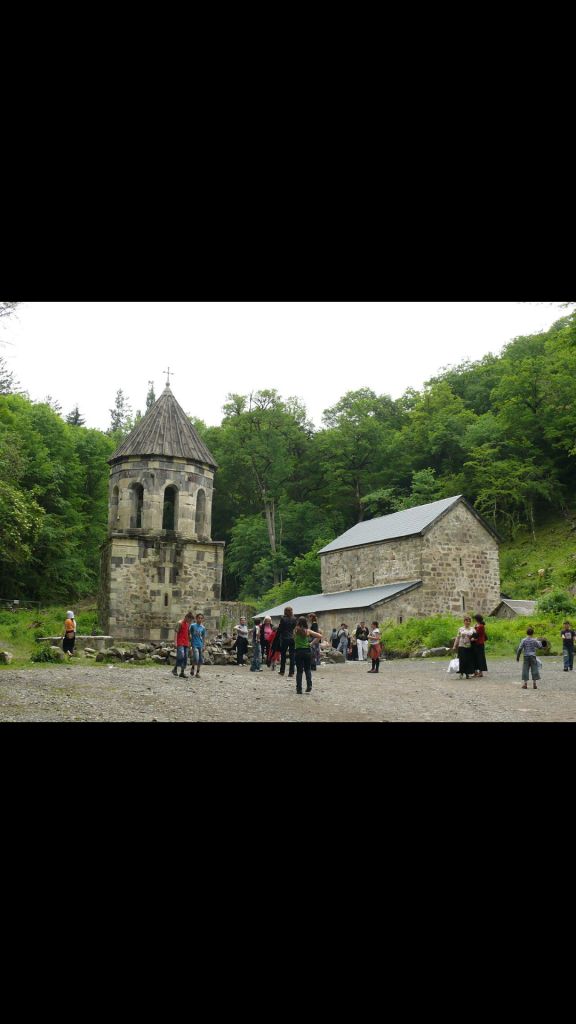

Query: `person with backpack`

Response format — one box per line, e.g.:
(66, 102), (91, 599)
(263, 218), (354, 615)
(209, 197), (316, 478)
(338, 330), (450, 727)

(336, 623), (349, 657)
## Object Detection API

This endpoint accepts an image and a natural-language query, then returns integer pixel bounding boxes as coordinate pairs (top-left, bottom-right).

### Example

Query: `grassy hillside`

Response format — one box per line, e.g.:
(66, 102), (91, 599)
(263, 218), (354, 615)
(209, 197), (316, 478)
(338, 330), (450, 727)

(0, 602), (99, 667)
(499, 513), (576, 600)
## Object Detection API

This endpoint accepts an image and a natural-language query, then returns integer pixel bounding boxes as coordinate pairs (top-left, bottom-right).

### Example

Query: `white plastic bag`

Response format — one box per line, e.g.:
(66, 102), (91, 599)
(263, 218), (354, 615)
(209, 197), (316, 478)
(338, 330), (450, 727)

(447, 657), (460, 673)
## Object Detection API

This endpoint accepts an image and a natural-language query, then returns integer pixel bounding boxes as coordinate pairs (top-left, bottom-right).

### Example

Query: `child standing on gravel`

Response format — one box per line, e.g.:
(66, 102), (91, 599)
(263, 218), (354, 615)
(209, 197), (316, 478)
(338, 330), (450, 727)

(516, 626), (544, 689)
(189, 612), (206, 678)
(173, 611), (193, 678)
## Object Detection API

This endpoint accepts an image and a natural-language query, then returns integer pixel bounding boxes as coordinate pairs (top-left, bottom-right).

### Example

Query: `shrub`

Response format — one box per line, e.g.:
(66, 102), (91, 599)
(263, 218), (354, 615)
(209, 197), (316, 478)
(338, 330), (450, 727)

(537, 591), (576, 617)
(30, 643), (63, 663)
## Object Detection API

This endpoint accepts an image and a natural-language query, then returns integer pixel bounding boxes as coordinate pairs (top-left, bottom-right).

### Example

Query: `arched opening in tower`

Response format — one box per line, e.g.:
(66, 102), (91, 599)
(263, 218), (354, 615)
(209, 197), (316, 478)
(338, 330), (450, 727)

(162, 485), (177, 531)
(195, 488), (206, 536)
(130, 483), (144, 528)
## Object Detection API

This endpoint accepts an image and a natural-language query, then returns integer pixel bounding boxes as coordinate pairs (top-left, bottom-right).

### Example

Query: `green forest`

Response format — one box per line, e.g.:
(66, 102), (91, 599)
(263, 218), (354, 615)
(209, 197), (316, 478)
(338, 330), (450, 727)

(2, 307), (576, 612)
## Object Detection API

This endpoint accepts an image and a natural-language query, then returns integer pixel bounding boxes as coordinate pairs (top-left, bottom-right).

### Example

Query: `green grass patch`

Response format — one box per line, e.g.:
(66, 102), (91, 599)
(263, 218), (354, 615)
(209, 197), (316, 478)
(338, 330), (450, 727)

(499, 513), (576, 601)
(380, 612), (561, 659)
(0, 602), (100, 668)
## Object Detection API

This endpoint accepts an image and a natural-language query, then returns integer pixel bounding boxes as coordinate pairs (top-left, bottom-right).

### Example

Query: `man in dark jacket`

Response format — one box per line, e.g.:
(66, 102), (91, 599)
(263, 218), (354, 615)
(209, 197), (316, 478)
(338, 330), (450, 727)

(276, 605), (297, 677)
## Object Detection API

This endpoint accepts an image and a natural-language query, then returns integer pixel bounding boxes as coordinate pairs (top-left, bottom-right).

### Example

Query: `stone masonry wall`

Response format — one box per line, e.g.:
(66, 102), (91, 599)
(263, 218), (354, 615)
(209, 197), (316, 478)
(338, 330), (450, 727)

(320, 502), (500, 619)
(321, 534), (421, 593)
(99, 534), (225, 642)
(419, 503), (500, 615)
(108, 457), (214, 540)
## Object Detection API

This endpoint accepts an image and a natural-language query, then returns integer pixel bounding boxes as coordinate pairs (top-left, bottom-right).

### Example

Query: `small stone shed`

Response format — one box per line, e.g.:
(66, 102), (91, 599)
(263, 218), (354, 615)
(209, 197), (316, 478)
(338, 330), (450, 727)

(490, 599), (537, 619)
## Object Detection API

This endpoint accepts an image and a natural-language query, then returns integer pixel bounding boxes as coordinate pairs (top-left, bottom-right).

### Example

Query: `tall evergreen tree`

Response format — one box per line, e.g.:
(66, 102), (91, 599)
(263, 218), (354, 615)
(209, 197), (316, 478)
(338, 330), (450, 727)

(108, 389), (132, 439)
(66, 405), (86, 426)
(0, 356), (17, 394)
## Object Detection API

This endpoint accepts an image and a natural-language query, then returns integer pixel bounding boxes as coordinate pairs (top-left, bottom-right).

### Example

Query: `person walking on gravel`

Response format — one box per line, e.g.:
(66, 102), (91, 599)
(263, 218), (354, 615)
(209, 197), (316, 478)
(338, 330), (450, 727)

(173, 611), (193, 678)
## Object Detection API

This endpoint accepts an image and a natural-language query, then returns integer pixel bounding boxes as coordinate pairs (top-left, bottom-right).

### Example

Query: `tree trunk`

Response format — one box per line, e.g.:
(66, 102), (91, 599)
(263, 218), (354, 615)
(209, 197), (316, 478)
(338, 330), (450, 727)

(264, 498), (280, 585)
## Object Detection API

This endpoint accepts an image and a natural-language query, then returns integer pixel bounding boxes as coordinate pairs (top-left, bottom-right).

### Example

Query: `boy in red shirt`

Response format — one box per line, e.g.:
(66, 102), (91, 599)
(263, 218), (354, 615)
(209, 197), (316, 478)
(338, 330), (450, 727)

(173, 611), (193, 678)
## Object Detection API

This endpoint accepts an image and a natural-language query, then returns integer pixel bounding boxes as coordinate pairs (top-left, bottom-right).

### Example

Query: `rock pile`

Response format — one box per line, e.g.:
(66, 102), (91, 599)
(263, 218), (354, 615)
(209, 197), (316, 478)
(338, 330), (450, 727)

(37, 635), (349, 667)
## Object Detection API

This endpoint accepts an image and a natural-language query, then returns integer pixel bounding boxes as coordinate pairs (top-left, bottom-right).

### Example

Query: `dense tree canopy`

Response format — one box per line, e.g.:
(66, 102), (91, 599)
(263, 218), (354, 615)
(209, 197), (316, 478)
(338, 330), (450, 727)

(2, 308), (576, 605)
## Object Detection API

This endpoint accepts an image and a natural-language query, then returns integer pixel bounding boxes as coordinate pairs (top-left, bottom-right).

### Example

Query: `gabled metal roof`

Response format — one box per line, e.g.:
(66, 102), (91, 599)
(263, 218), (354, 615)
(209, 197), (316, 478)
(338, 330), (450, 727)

(490, 599), (537, 616)
(254, 580), (422, 620)
(318, 494), (499, 554)
(109, 386), (218, 467)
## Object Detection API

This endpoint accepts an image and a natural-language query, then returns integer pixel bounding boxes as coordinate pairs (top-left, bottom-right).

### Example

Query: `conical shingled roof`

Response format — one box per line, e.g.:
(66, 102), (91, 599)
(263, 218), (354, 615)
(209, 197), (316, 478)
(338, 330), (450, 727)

(109, 386), (218, 467)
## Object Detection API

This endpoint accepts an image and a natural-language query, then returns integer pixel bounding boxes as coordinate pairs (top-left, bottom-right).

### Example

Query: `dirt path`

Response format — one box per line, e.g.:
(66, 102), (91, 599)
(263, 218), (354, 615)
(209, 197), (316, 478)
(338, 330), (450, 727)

(2, 656), (575, 722)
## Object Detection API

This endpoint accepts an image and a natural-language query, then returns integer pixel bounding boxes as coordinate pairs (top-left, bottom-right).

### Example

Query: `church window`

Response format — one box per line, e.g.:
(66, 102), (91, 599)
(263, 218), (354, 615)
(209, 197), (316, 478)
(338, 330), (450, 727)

(129, 483), (144, 528)
(162, 485), (177, 531)
(195, 489), (206, 536)
(110, 485), (119, 526)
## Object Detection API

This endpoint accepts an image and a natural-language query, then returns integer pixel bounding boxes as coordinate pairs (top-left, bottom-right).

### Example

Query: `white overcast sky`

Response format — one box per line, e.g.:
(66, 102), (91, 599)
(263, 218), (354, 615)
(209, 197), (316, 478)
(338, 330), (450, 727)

(1, 301), (573, 432)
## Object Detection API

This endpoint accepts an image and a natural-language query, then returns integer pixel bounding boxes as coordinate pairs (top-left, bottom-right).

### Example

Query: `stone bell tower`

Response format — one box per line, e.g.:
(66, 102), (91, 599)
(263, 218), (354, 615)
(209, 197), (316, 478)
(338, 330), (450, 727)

(98, 383), (224, 641)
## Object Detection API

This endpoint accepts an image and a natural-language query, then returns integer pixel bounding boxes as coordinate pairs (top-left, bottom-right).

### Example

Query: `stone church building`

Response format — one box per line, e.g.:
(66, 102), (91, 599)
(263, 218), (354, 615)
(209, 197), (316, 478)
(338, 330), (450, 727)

(255, 495), (501, 631)
(98, 385), (224, 642)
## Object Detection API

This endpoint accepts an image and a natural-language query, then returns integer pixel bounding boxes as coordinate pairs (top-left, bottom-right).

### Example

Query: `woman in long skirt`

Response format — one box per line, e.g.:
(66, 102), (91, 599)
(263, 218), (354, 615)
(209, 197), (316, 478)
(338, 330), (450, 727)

(452, 616), (476, 679)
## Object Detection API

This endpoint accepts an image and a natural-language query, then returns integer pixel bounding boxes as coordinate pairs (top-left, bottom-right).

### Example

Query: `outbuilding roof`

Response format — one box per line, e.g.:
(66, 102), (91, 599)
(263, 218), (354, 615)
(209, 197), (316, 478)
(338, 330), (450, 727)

(318, 494), (498, 554)
(490, 599), (537, 616)
(254, 580), (422, 620)
(109, 386), (218, 467)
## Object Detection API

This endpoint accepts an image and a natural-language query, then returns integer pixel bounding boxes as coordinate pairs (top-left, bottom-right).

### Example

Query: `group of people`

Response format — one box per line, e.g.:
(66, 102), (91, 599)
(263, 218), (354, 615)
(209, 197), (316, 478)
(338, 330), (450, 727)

(63, 605), (576, 696)
(329, 621), (382, 666)
(235, 610), (384, 691)
(243, 608), (323, 694)
(452, 614), (489, 679)
(172, 612), (206, 678)
(452, 614), (576, 689)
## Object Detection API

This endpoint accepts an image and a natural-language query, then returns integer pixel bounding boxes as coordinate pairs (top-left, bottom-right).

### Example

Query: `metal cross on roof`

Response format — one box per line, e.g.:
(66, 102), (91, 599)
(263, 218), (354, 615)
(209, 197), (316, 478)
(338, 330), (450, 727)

(163, 367), (173, 386)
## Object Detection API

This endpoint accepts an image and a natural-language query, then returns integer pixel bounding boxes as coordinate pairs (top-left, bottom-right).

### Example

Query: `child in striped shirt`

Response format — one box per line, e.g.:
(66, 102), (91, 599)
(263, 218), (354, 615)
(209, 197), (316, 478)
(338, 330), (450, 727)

(516, 627), (544, 689)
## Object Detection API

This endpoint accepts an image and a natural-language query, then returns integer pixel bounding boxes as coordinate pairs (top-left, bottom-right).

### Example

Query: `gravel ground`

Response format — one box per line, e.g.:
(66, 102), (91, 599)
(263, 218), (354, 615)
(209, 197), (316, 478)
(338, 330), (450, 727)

(2, 656), (576, 722)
